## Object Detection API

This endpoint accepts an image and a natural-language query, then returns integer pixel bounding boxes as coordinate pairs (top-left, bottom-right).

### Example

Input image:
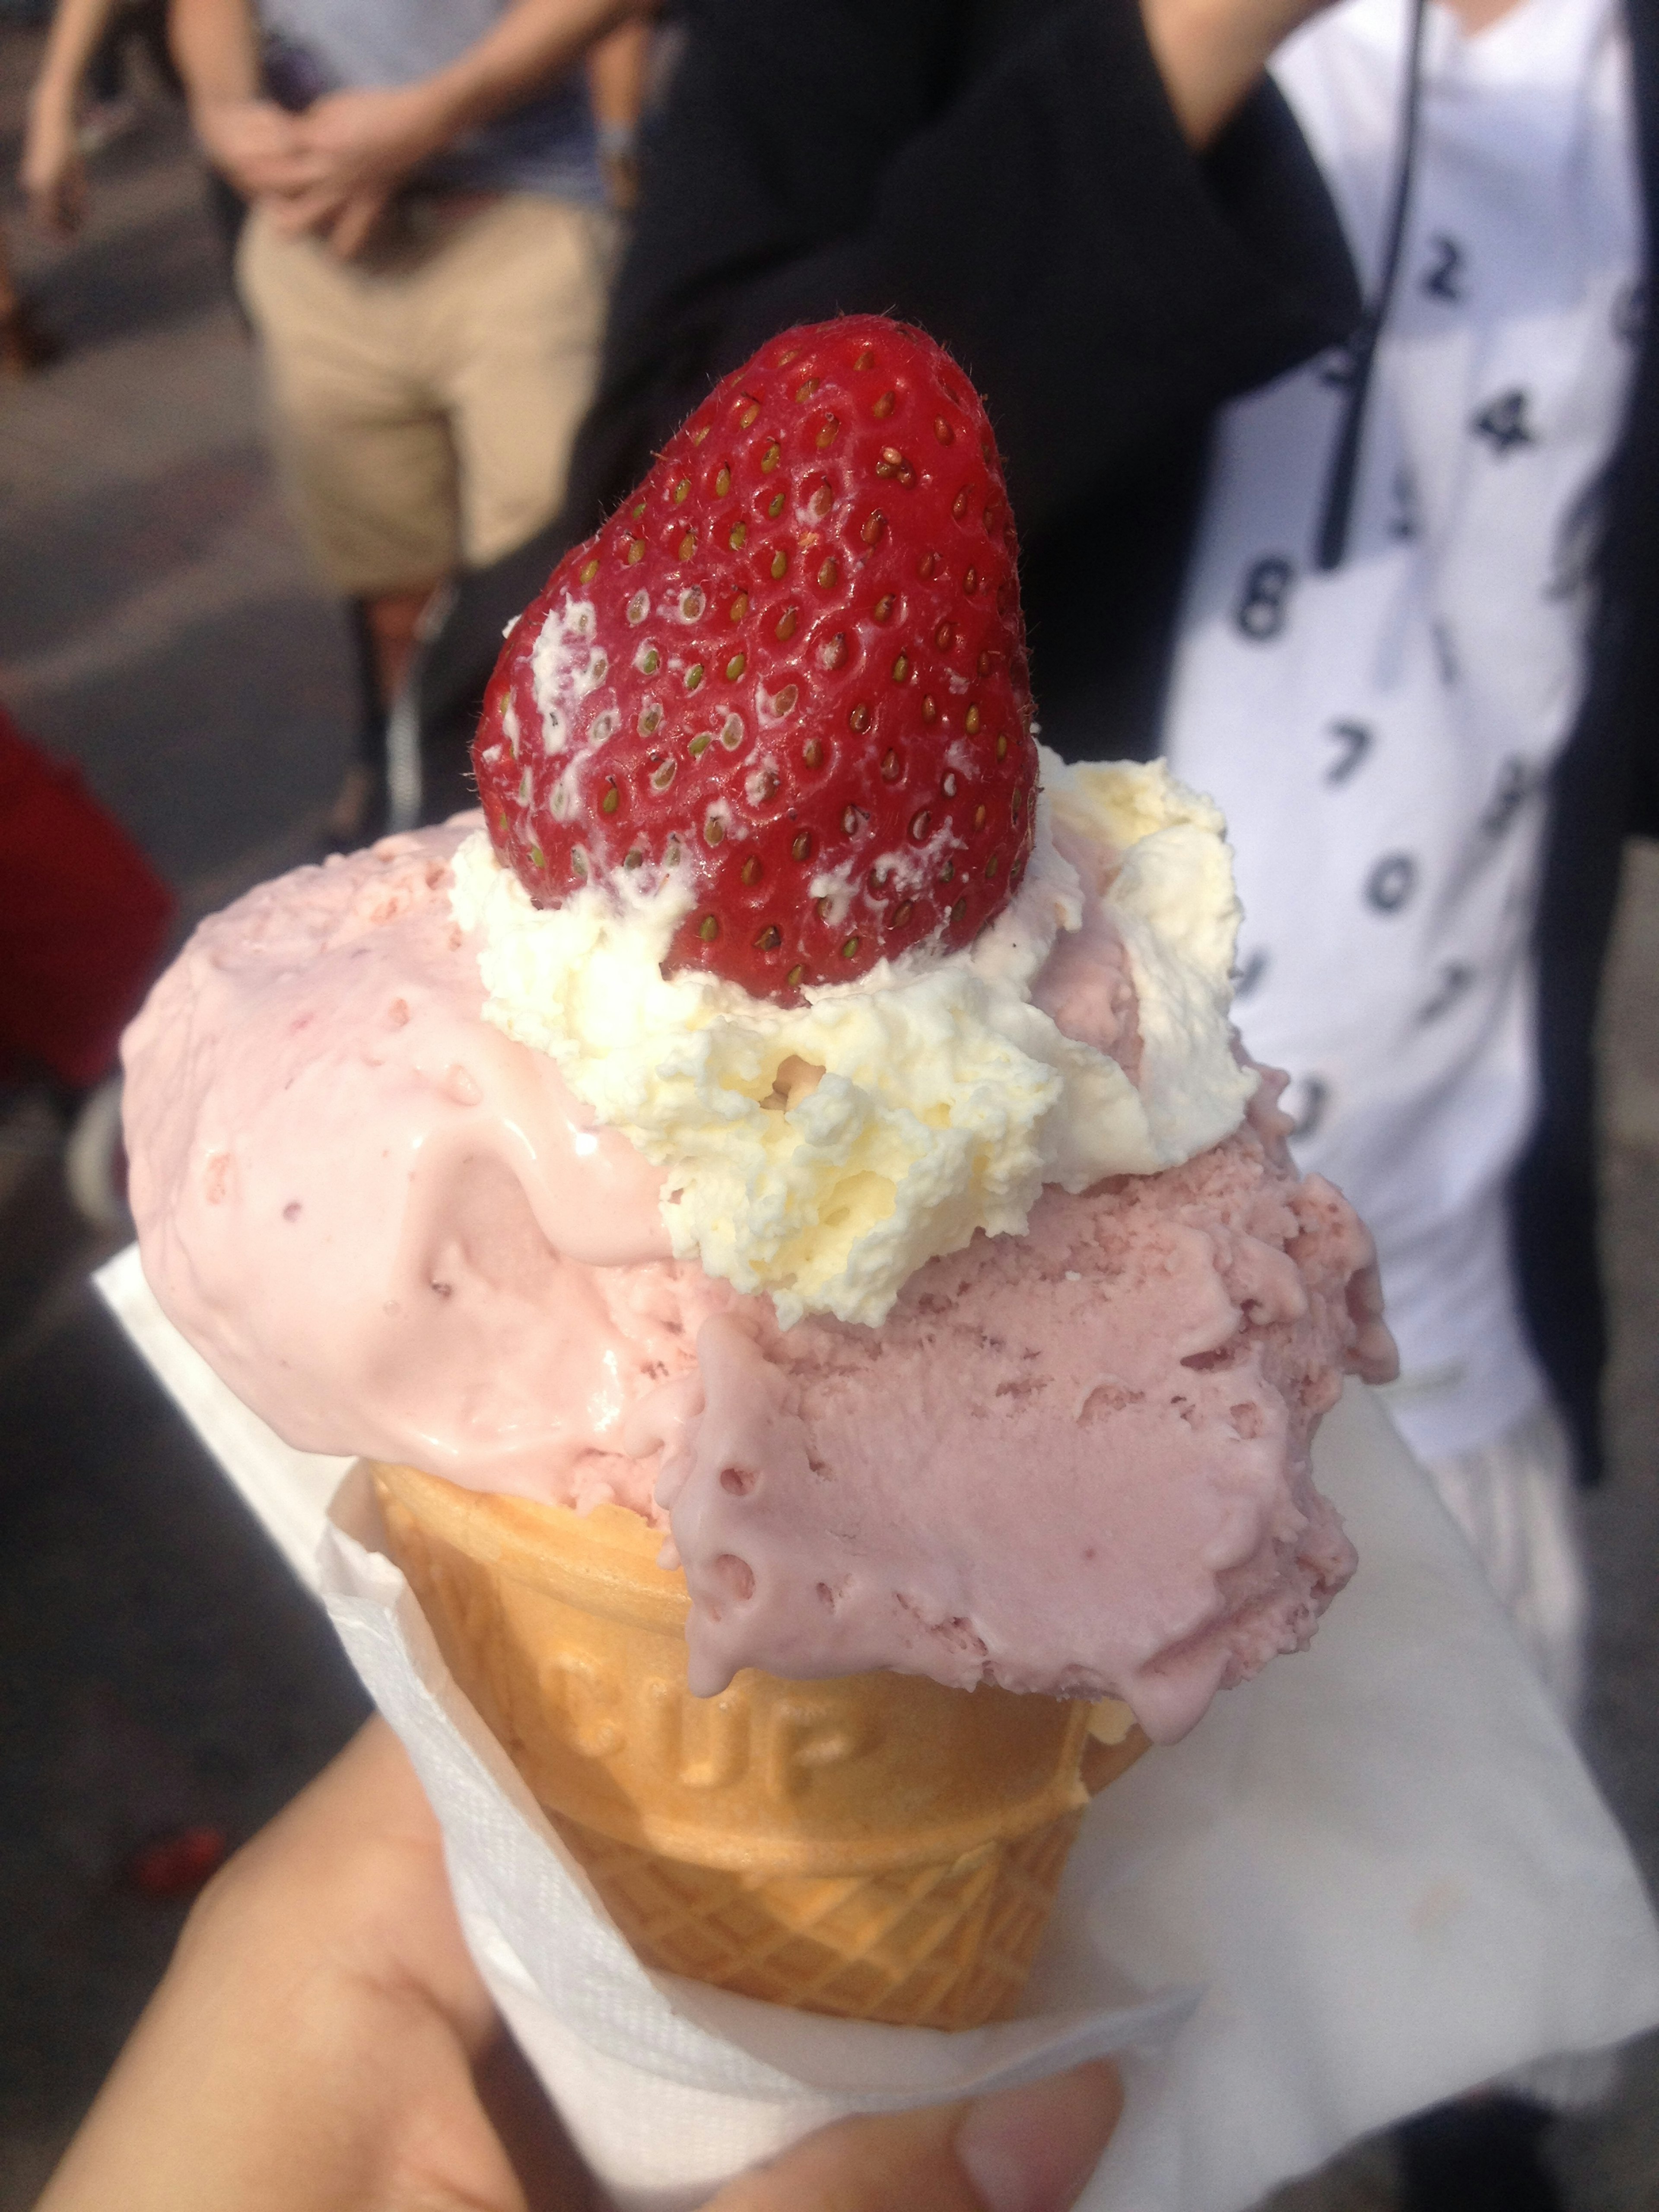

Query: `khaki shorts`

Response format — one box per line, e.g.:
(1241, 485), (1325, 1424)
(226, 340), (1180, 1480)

(238, 193), (617, 596)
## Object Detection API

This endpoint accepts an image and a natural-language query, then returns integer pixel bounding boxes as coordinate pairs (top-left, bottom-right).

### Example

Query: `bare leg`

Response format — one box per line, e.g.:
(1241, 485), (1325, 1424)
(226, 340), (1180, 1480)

(364, 585), (438, 705)
(327, 584), (439, 845)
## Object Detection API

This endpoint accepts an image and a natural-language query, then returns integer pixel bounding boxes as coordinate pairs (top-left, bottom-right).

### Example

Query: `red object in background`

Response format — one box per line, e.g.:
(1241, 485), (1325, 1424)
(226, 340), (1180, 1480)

(0, 705), (175, 1090)
(125, 1824), (230, 1898)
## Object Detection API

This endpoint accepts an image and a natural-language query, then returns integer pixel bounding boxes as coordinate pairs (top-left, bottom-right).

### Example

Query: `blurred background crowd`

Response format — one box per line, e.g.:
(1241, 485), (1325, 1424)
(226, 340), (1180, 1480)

(0, 0), (1657, 2206)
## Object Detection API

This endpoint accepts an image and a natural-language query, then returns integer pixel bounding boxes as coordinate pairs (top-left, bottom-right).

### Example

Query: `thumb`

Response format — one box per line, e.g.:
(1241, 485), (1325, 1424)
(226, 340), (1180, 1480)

(701, 2059), (1123, 2212)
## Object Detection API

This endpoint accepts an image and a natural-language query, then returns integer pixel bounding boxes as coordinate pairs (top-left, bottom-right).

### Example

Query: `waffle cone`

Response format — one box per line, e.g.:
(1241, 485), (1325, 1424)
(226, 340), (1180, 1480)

(369, 1459), (1148, 2028)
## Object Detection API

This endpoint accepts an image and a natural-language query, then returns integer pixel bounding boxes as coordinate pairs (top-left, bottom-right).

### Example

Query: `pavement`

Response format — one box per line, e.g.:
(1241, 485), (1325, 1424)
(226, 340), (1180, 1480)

(3, 23), (1659, 2211)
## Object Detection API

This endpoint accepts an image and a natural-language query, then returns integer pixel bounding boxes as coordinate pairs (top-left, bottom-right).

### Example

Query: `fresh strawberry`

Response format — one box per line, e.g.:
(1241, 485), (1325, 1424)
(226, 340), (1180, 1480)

(473, 314), (1038, 1002)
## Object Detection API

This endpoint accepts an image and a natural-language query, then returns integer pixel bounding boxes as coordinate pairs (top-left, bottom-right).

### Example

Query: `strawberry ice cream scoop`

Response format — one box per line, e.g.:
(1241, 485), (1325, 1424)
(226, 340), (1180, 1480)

(124, 817), (1393, 1744)
(658, 1084), (1392, 1740)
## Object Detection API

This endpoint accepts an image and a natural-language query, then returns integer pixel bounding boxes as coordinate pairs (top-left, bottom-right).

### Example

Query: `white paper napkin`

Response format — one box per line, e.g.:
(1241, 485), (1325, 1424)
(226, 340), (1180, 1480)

(97, 1249), (1659, 2212)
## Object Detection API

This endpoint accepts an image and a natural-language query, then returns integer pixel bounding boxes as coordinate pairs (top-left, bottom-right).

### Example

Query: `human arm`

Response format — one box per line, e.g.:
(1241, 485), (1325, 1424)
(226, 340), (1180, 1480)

(168, 0), (315, 202)
(35, 1717), (1120, 2212)
(1141, 0), (1335, 146)
(588, 16), (652, 210)
(19, 0), (121, 233)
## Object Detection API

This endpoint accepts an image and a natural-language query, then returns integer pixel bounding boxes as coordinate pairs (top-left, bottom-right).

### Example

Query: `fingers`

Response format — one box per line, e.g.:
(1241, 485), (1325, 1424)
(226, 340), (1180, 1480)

(264, 181), (362, 239)
(29, 171), (86, 238)
(703, 2060), (1123, 2212)
(323, 188), (392, 261)
(193, 98), (312, 197)
(261, 179), (391, 259)
(19, 115), (85, 235)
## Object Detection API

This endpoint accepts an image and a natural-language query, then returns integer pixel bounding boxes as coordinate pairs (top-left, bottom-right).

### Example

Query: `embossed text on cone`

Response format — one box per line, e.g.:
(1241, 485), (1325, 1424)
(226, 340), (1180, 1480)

(370, 1459), (1148, 2027)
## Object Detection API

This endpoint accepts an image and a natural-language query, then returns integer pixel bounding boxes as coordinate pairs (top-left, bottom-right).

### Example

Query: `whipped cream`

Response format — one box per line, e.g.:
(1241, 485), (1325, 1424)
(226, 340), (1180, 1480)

(451, 753), (1255, 1327)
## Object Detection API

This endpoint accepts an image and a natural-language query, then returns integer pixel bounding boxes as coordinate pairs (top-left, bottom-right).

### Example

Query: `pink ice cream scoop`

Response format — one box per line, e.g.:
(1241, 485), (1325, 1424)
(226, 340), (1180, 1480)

(124, 823), (1395, 1745)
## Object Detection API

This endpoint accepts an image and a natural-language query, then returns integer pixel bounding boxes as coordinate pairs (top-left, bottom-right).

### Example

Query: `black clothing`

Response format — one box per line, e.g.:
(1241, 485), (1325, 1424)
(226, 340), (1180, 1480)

(420, 0), (1361, 771)
(1397, 2096), (1564, 2212)
(1512, 0), (1659, 1484)
(417, 0), (1659, 1480)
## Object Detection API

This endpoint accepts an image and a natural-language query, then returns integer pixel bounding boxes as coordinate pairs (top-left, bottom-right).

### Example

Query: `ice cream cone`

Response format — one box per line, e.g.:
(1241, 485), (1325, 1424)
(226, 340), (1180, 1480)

(369, 1459), (1148, 2028)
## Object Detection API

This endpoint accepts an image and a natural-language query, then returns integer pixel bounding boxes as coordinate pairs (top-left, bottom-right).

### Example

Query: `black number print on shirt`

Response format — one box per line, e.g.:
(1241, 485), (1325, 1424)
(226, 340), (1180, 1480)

(1325, 720), (1373, 785)
(1233, 948), (1269, 999)
(1389, 467), (1420, 542)
(1614, 279), (1647, 345)
(1417, 962), (1476, 1023)
(1234, 555), (1295, 642)
(1288, 1075), (1331, 1143)
(1471, 389), (1538, 455)
(1366, 852), (1418, 913)
(1421, 234), (1467, 303)
(1480, 756), (1534, 838)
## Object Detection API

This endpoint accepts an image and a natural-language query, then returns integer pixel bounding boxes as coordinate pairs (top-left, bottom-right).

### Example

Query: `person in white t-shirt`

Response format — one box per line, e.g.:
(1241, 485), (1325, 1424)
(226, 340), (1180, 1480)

(1163, 0), (1640, 1725)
